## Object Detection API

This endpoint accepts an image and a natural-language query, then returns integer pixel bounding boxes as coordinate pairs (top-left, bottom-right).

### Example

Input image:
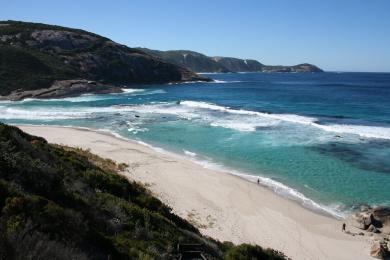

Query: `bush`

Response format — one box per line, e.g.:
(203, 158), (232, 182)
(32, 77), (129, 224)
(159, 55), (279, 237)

(0, 123), (286, 259)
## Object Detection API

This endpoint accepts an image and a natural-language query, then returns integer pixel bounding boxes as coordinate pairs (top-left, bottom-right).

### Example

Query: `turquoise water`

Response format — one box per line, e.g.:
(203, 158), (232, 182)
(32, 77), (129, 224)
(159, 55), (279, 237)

(1, 72), (390, 218)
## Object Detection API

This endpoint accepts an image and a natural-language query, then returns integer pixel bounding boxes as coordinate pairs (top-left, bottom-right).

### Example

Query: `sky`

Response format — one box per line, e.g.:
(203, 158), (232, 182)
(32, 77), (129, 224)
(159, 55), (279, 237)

(1, 0), (390, 72)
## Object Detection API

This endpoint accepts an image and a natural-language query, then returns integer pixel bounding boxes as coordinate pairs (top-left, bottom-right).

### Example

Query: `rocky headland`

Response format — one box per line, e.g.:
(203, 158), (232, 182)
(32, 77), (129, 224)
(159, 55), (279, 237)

(0, 21), (209, 100)
(139, 48), (324, 73)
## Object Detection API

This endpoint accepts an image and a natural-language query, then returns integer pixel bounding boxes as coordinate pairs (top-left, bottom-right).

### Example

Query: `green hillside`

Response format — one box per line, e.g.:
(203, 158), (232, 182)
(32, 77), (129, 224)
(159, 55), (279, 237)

(0, 21), (205, 97)
(0, 123), (286, 259)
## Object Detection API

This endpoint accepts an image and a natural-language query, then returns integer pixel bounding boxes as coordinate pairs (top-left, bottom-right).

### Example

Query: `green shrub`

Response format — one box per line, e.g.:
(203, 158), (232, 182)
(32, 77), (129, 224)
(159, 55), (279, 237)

(0, 123), (286, 259)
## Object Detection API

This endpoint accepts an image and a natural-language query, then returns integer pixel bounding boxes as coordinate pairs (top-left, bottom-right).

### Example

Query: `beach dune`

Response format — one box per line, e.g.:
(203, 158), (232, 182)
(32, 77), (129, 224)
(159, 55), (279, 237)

(19, 125), (372, 260)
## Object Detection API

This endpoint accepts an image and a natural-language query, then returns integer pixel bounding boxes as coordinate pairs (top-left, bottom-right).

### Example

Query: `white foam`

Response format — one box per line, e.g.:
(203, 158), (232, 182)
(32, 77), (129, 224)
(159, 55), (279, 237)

(121, 88), (145, 93)
(0, 105), (137, 120)
(118, 135), (346, 218)
(11, 122), (347, 219)
(180, 100), (317, 124)
(126, 121), (149, 134)
(131, 139), (346, 219)
(210, 118), (278, 132)
(3, 97), (390, 140)
(113, 103), (198, 120)
(183, 150), (197, 157)
(126, 89), (166, 95)
(211, 80), (227, 83)
(183, 156), (346, 219)
(0, 107), (91, 120)
(316, 124), (390, 140)
(179, 101), (390, 139)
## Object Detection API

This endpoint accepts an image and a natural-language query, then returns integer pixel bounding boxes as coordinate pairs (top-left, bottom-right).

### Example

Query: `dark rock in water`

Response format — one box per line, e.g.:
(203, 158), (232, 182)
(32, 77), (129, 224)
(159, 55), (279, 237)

(310, 141), (390, 174)
(135, 115), (140, 118)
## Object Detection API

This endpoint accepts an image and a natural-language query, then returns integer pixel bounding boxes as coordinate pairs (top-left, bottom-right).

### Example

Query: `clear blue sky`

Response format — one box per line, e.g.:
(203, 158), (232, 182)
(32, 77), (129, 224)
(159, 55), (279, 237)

(1, 0), (390, 72)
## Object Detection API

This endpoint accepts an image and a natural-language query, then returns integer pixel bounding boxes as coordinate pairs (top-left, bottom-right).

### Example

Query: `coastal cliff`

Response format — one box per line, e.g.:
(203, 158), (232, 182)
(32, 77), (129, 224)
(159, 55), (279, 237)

(0, 21), (208, 100)
(139, 48), (323, 73)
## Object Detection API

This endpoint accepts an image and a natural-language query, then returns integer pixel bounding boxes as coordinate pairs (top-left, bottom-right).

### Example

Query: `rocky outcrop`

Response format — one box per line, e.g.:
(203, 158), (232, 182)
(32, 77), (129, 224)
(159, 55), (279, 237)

(348, 206), (390, 237)
(139, 48), (323, 73)
(373, 207), (390, 227)
(370, 241), (389, 259)
(262, 63), (323, 73)
(0, 21), (208, 99)
(0, 80), (122, 101)
(347, 206), (390, 259)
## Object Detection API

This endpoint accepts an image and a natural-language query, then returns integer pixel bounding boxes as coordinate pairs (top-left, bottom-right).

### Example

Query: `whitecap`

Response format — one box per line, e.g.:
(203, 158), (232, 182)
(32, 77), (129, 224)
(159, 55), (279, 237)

(179, 100), (390, 139)
(183, 150), (197, 157)
(121, 88), (145, 93)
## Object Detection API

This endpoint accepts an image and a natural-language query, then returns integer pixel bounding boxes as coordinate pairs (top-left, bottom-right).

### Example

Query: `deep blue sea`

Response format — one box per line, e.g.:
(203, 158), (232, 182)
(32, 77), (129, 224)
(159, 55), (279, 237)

(1, 72), (390, 218)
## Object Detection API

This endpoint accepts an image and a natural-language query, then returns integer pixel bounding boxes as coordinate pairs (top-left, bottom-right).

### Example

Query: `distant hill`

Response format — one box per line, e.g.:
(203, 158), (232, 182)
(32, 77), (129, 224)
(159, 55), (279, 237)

(0, 123), (287, 259)
(212, 56), (264, 72)
(138, 49), (230, 73)
(139, 48), (323, 73)
(0, 21), (208, 100)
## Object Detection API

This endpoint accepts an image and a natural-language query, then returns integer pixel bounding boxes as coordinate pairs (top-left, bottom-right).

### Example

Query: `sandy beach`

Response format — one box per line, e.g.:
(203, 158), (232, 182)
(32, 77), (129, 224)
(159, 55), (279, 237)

(19, 125), (373, 260)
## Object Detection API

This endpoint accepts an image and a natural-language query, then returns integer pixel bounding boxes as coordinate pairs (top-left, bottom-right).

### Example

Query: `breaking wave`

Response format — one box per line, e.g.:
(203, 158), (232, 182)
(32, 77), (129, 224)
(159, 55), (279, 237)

(2, 98), (390, 139)
(179, 101), (390, 139)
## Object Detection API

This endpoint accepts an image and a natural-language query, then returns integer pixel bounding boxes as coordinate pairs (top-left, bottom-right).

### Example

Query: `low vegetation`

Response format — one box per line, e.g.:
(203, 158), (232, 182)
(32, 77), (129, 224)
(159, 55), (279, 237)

(0, 123), (286, 259)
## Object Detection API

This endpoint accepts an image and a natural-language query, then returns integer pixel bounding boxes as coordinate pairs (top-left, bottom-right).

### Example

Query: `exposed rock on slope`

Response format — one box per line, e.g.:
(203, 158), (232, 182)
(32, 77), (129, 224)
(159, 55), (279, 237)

(212, 56), (264, 72)
(139, 48), (323, 73)
(138, 49), (230, 73)
(0, 21), (208, 100)
(2, 80), (123, 101)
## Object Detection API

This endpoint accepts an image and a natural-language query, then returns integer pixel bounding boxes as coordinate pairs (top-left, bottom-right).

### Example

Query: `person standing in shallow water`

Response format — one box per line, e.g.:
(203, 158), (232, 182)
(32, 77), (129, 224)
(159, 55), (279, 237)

(342, 223), (346, 232)
(257, 179), (260, 184)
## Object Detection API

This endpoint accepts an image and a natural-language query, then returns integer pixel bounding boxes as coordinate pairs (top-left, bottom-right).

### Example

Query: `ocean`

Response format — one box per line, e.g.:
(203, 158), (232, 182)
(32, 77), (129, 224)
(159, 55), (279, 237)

(1, 72), (389, 218)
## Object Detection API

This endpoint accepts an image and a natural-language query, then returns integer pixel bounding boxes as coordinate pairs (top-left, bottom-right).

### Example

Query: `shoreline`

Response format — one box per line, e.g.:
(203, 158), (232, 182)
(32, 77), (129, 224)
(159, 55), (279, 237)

(17, 125), (372, 259)
(16, 124), (343, 219)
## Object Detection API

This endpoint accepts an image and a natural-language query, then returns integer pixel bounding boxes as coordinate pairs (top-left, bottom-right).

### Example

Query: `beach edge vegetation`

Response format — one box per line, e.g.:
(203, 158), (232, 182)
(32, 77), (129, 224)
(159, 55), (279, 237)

(0, 123), (286, 259)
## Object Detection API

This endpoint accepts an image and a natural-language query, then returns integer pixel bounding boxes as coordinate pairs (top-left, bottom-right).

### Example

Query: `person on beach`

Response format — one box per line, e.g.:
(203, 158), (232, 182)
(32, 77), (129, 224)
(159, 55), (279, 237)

(257, 179), (260, 184)
(342, 223), (346, 232)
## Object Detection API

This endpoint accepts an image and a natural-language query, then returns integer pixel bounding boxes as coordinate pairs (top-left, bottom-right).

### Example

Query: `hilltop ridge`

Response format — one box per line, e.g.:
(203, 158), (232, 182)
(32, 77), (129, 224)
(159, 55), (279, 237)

(138, 48), (323, 73)
(0, 21), (208, 100)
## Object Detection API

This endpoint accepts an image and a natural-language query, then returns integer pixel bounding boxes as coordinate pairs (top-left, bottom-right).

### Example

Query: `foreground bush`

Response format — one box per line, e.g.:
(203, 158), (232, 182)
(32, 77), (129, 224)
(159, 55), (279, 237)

(0, 123), (286, 259)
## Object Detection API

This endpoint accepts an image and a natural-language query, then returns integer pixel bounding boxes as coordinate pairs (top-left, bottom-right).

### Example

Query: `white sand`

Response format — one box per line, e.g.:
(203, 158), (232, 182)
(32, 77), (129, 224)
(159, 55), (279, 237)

(19, 125), (372, 260)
